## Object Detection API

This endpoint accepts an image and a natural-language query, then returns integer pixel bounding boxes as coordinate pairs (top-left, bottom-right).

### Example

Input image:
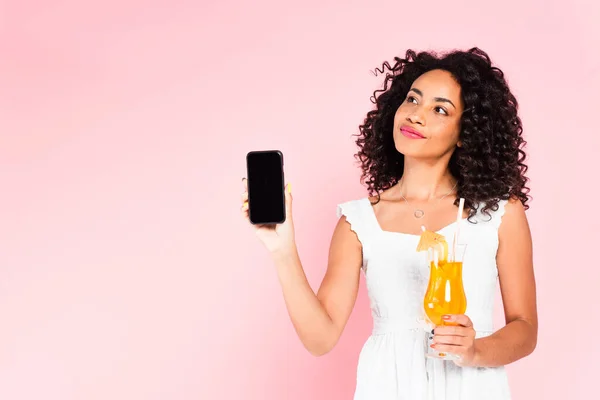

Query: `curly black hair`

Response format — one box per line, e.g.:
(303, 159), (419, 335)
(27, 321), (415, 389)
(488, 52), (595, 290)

(355, 47), (530, 219)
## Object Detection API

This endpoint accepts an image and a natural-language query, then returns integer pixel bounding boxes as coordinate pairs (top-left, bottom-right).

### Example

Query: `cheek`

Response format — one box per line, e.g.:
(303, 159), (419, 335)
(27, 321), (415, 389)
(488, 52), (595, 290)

(431, 119), (460, 145)
(393, 106), (405, 123)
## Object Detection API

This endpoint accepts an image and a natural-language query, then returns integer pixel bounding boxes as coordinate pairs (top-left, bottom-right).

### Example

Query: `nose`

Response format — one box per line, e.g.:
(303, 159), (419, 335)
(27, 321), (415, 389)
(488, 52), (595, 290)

(407, 109), (425, 125)
(406, 107), (425, 125)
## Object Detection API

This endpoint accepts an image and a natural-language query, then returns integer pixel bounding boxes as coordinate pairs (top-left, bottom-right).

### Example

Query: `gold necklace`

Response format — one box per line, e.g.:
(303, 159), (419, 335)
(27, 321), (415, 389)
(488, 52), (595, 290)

(399, 180), (458, 219)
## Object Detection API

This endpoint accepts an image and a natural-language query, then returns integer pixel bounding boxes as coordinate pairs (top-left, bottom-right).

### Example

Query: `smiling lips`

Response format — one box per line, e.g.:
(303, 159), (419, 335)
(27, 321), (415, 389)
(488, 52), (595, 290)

(400, 126), (426, 139)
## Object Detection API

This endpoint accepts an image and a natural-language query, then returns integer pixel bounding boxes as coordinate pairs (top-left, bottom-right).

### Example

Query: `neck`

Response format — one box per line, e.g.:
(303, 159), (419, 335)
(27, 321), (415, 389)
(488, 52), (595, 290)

(399, 156), (456, 201)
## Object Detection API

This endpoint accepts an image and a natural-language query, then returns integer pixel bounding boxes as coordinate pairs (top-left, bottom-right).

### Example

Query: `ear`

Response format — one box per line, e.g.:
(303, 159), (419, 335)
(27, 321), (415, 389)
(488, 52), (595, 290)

(457, 140), (463, 148)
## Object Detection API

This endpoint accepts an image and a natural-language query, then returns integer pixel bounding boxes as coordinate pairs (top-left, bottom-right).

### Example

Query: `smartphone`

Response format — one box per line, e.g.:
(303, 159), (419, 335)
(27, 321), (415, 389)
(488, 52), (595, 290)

(246, 150), (286, 225)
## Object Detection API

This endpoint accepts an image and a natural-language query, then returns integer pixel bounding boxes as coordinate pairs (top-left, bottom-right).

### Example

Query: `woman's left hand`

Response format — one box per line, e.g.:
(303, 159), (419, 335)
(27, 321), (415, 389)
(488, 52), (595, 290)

(432, 314), (477, 367)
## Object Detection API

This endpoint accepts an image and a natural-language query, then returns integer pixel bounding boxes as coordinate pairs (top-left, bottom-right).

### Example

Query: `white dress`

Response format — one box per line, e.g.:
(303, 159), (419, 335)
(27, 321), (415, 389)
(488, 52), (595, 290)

(337, 197), (511, 400)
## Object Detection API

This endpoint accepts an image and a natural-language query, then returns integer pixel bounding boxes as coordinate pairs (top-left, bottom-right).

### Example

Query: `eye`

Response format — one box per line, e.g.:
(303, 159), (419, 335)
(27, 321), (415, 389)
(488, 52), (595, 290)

(406, 96), (418, 104)
(434, 106), (448, 115)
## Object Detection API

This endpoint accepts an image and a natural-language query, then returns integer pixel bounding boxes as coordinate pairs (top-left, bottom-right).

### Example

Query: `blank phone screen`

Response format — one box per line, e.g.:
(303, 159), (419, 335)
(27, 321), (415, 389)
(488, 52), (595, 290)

(246, 151), (285, 224)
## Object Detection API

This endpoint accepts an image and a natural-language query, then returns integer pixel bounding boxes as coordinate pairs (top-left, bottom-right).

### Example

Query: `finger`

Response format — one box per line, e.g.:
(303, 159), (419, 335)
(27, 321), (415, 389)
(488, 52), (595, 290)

(241, 201), (249, 220)
(240, 177), (248, 209)
(284, 183), (292, 214)
(433, 334), (468, 346)
(433, 326), (470, 337)
(443, 314), (473, 328)
(431, 343), (464, 354)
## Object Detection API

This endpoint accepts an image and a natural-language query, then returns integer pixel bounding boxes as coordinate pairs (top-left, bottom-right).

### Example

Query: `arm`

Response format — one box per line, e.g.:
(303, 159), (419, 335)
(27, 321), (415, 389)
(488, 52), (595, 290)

(471, 198), (538, 367)
(273, 215), (363, 356)
(432, 198), (538, 367)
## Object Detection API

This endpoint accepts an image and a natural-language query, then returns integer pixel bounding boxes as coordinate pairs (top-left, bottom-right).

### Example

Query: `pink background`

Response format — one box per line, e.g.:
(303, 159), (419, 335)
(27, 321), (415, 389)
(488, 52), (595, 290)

(1, 0), (599, 399)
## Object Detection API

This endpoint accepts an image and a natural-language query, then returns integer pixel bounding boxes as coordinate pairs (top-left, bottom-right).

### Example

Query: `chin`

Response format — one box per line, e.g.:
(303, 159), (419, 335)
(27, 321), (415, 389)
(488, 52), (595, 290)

(394, 136), (426, 158)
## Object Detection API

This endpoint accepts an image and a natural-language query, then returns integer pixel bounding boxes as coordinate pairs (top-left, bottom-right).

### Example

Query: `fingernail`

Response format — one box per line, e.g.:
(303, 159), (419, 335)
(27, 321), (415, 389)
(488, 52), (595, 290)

(442, 315), (451, 321)
(430, 344), (435, 348)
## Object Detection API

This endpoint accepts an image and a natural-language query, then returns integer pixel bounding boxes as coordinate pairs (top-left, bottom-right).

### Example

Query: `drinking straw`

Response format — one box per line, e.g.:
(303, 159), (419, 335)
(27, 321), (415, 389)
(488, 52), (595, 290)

(452, 198), (465, 262)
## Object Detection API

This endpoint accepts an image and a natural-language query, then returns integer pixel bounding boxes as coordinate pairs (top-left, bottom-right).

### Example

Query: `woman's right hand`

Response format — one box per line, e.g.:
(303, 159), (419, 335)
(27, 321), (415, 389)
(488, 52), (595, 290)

(241, 178), (296, 255)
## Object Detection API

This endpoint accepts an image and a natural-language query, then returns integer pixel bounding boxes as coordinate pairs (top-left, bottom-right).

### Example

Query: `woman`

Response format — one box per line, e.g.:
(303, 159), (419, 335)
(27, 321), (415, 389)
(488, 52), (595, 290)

(241, 47), (537, 400)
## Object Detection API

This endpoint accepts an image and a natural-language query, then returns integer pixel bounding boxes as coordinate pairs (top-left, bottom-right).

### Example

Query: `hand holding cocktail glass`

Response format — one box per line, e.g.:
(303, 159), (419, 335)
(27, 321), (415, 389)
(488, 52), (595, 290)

(418, 198), (477, 365)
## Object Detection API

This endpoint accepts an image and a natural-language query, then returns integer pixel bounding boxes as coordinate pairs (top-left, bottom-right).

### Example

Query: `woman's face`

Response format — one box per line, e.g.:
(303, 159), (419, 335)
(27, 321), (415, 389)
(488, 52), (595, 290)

(393, 69), (464, 159)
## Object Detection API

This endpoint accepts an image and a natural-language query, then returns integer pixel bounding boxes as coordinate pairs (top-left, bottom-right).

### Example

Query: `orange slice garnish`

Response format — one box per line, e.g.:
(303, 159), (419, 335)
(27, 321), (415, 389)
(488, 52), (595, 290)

(417, 229), (449, 262)
(416, 230), (445, 251)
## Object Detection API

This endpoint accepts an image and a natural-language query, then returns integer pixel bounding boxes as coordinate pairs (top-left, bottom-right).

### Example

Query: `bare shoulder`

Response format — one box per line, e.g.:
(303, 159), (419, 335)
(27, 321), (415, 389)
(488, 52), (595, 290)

(331, 214), (362, 249)
(370, 185), (399, 202)
(504, 196), (527, 214)
(497, 196), (533, 273)
(368, 186), (399, 212)
(499, 197), (530, 237)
